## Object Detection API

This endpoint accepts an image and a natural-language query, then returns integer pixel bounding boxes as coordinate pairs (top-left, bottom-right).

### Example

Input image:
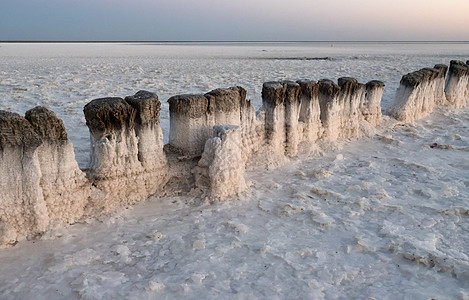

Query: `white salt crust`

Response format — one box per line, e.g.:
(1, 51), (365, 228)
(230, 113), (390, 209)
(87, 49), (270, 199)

(87, 123), (168, 214)
(37, 141), (90, 224)
(1, 44), (469, 298)
(445, 73), (469, 108)
(388, 76), (439, 123)
(361, 84), (384, 126)
(195, 125), (247, 200)
(2, 57), (468, 253)
(0, 140), (89, 246)
(0, 146), (48, 245)
(298, 89), (323, 146)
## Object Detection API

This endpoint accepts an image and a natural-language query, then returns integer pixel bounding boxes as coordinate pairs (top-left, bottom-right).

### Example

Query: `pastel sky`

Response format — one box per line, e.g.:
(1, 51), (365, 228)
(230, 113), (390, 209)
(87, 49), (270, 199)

(1, 0), (468, 41)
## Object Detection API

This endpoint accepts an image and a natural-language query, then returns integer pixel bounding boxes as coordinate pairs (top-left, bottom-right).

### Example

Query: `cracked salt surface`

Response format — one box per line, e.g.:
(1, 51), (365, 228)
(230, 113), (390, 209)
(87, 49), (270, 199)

(1, 43), (469, 299)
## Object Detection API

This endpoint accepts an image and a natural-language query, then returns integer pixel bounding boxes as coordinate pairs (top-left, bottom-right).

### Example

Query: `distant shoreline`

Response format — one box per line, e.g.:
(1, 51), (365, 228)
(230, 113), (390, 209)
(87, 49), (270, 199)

(1, 40), (469, 44)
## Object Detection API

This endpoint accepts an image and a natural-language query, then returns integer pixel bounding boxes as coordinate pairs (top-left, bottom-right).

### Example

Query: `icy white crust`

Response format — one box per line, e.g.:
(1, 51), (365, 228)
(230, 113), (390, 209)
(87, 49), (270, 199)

(0, 108), (89, 246)
(444, 60), (469, 108)
(167, 87), (245, 156)
(25, 107), (90, 225)
(336, 77), (364, 139)
(297, 80), (323, 145)
(84, 92), (168, 213)
(194, 125), (247, 200)
(262, 81), (301, 156)
(9, 56), (469, 248)
(0, 78), (384, 247)
(362, 80), (385, 126)
(434, 64), (450, 105)
(388, 65), (449, 122)
(239, 96), (265, 164)
(315, 78), (384, 141)
(260, 78), (382, 156)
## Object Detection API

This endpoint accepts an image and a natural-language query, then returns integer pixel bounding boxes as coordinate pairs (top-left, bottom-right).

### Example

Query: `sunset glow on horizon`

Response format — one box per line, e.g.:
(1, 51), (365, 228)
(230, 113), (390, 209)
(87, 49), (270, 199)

(1, 0), (468, 41)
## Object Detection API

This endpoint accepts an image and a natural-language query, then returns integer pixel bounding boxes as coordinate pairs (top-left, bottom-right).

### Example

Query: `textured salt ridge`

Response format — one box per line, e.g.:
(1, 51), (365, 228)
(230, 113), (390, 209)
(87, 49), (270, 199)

(297, 80), (322, 146)
(0, 107), (89, 246)
(25, 107), (90, 225)
(388, 61), (469, 123)
(364, 80), (385, 126)
(388, 65), (449, 123)
(0, 111), (45, 245)
(167, 87), (245, 156)
(444, 60), (469, 108)
(194, 125), (247, 200)
(84, 92), (168, 214)
(260, 78), (383, 157)
(28, 60), (469, 247)
(262, 81), (301, 156)
(0, 91), (169, 246)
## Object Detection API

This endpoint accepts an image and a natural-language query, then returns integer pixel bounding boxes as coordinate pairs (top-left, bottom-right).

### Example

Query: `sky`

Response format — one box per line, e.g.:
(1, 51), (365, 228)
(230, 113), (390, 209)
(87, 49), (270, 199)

(1, 0), (468, 41)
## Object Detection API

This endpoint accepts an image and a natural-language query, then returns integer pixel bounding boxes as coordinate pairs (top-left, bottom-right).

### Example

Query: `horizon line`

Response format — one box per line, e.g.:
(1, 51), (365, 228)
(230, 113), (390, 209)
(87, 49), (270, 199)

(1, 40), (469, 44)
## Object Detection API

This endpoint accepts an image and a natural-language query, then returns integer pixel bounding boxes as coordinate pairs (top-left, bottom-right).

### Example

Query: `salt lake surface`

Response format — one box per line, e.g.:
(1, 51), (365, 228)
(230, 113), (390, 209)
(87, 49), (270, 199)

(0, 42), (469, 299)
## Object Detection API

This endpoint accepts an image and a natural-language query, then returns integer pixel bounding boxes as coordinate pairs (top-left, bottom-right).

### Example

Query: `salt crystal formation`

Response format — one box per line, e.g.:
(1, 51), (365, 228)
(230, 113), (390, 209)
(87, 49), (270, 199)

(317, 79), (342, 140)
(239, 91), (264, 164)
(124, 91), (168, 190)
(388, 65), (448, 123)
(433, 64), (449, 105)
(25, 107), (90, 224)
(362, 80), (385, 126)
(168, 87), (245, 156)
(0, 77), (384, 246)
(0, 111), (46, 245)
(0, 108), (89, 246)
(297, 80), (322, 145)
(262, 81), (301, 156)
(260, 78), (382, 155)
(444, 60), (469, 108)
(84, 91), (168, 212)
(194, 125), (246, 200)
(6, 58), (469, 248)
(336, 77), (364, 139)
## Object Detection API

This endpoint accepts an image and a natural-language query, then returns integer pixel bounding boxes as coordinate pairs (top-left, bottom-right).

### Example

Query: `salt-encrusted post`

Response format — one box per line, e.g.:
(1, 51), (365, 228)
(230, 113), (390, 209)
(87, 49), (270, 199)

(25, 107), (90, 224)
(124, 91), (168, 194)
(84, 92), (168, 211)
(297, 80), (322, 144)
(318, 79), (341, 140)
(0, 111), (47, 246)
(467, 60), (469, 99)
(433, 64), (448, 105)
(337, 77), (365, 138)
(168, 94), (210, 155)
(239, 92), (264, 164)
(167, 87), (245, 156)
(205, 87), (244, 126)
(84, 97), (144, 210)
(388, 67), (442, 122)
(362, 80), (385, 126)
(262, 81), (286, 154)
(283, 81), (301, 156)
(194, 125), (246, 200)
(262, 81), (301, 156)
(444, 60), (469, 108)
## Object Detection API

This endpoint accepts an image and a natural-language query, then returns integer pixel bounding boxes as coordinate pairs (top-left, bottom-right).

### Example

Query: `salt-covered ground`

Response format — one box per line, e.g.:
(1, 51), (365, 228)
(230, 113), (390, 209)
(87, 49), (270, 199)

(1, 43), (469, 299)
(1, 42), (469, 167)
